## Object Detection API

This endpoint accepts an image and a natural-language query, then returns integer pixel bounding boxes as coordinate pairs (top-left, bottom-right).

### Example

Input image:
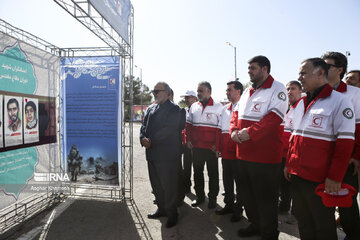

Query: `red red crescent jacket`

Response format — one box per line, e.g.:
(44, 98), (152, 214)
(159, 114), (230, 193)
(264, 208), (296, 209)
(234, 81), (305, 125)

(335, 81), (360, 160)
(230, 75), (288, 164)
(286, 84), (355, 183)
(218, 102), (238, 160)
(281, 98), (303, 158)
(186, 97), (222, 150)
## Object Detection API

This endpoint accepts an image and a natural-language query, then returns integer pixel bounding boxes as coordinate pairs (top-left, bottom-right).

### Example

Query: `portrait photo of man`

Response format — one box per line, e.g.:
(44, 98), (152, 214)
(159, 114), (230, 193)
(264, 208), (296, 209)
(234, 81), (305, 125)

(7, 98), (21, 132)
(25, 101), (38, 130)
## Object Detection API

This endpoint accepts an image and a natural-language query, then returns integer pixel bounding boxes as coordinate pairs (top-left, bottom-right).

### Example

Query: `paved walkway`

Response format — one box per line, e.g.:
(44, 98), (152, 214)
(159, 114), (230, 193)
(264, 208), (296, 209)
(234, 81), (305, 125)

(1, 123), (349, 240)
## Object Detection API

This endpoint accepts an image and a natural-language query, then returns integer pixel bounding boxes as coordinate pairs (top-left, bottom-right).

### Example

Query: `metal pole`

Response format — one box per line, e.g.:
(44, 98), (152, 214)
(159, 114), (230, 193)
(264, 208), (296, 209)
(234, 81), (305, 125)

(140, 68), (143, 118)
(226, 42), (237, 80)
(234, 46), (237, 80)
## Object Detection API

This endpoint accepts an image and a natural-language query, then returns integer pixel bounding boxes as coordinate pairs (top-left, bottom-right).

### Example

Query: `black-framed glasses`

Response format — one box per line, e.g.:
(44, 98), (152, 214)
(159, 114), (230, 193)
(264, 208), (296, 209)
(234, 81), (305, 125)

(327, 63), (337, 69)
(151, 89), (165, 94)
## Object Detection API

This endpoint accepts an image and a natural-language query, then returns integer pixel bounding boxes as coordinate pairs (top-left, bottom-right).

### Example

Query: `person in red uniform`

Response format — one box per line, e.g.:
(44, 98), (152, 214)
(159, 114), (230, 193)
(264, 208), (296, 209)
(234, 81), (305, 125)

(322, 51), (360, 240)
(230, 55), (288, 239)
(285, 58), (355, 240)
(215, 80), (244, 222)
(186, 81), (223, 209)
(279, 81), (303, 215)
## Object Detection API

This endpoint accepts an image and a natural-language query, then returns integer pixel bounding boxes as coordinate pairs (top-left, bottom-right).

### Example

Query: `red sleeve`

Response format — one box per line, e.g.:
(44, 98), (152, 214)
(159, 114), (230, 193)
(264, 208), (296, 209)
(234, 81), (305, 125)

(247, 112), (283, 141)
(327, 138), (354, 182)
(215, 128), (221, 151)
(185, 122), (192, 143)
(229, 110), (239, 134)
(351, 123), (360, 160)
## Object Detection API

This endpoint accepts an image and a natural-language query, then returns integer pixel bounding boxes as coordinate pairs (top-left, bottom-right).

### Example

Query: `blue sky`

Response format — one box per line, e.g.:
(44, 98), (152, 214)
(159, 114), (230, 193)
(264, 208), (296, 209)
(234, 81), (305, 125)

(1, 0), (360, 103)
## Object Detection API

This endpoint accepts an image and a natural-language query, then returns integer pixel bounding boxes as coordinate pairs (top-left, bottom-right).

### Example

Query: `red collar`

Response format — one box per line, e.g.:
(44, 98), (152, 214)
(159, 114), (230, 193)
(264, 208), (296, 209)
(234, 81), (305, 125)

(303, 84), (333, 113)
(198, 97), (214, 107)
(292, 97), (303, 108)
(249, 75), (274, 96)
(335, 81), (347, 93)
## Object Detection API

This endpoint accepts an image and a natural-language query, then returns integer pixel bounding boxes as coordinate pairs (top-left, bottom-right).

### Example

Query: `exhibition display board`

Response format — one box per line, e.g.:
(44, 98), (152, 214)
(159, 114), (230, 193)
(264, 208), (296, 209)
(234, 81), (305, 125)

(60, 56), (121, 185)
(0, 31), (59, 210)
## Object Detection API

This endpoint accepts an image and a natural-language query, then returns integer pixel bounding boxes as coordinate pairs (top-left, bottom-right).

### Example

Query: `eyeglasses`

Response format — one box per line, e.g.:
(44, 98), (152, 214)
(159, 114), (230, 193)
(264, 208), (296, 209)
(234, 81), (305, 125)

(151, 89), (166, 94)
(327, 63), (337, 69)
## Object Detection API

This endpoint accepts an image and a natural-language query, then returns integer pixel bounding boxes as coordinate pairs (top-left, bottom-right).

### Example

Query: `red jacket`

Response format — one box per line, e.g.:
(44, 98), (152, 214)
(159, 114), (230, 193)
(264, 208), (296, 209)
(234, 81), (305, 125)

(286, 84), (355, 182)
(186, 98), (222, 150)
(230, 76), (288, 164)
(218, 102), (238, 160)
(335, 81), (360, 160)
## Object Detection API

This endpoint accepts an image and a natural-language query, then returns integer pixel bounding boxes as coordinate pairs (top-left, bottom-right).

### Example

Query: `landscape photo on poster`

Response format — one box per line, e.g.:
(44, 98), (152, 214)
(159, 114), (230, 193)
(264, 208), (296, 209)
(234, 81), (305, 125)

(61, 56), (121, 185)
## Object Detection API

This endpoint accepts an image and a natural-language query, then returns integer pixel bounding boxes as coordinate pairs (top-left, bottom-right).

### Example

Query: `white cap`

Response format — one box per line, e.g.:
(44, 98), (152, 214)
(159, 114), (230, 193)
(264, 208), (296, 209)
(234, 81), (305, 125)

(180, 90), (197, 98)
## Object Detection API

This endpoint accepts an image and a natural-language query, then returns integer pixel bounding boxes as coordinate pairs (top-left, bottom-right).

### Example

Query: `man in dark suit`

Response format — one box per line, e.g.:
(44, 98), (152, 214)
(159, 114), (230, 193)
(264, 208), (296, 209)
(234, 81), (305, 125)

(140, 82), (185, 228)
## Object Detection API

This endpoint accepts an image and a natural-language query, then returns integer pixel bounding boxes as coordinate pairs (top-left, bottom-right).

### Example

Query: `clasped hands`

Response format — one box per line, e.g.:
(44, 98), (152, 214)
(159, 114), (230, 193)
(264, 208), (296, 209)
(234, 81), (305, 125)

(231, 128), (250, 143)
(141, 137), (151, 149)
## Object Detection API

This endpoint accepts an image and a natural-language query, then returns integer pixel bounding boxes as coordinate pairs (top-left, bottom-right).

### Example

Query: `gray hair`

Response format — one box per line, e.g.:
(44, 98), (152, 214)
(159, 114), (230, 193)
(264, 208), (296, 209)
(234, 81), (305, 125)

(198, 81), (212, 93)
(156, 82), (171, 96)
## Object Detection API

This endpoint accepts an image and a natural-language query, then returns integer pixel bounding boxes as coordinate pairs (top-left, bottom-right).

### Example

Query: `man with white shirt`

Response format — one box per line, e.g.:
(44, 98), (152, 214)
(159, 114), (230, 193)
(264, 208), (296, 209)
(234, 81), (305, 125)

(285, 57), (355, 239)
(186, 81), (223, 209)
(322, 52), (360, 240)
(215, 80), (244, 222)
(230, 55), (288, 239)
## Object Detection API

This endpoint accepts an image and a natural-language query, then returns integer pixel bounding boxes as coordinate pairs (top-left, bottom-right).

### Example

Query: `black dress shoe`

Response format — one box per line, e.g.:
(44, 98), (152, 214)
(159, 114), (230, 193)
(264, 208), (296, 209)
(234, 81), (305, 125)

(191, 198), (204, 207)
(237, 224), (260, 237)
(230, 213), (243, 222)
(208, 199), (216, 209)
(215, 206), (233, 215)
(147, 209), (166, 219)
(165, 216), (178, 228)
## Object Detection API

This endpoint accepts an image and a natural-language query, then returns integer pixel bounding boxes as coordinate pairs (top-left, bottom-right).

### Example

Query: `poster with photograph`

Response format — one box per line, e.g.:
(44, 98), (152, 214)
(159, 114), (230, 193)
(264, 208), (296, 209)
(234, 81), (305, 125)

(4, 95), (23, 147)
(23, 98), (39, 144)
(0, 95), (3, 148)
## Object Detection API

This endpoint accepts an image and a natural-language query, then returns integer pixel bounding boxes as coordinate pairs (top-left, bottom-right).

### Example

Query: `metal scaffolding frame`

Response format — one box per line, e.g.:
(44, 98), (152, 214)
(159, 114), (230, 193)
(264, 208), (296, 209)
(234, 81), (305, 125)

(0, 0), (137, 236)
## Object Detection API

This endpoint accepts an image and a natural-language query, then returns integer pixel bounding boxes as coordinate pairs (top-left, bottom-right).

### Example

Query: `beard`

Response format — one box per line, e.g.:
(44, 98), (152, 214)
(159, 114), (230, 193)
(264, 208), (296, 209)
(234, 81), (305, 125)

(10, 115), (18, 123)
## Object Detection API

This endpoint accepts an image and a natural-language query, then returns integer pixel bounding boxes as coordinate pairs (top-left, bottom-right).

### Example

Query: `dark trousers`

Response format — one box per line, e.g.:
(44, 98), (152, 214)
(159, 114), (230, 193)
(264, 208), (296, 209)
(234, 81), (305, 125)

(222, 158), (243, 213)
(192, 148), (219, 200)
(279, 158), (291, 211)
(182, 145), (193, 191)
(148, 158), (179, 217)
(237, 160), (280, 240)
(339, 163), (360, 240)
(290, 175), (337, 240)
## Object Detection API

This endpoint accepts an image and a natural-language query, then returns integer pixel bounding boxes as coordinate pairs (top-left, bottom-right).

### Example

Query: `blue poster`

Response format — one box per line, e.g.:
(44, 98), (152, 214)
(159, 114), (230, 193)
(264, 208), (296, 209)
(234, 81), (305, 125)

(61, 57), (121, 185)
(89, 0), (131, 44)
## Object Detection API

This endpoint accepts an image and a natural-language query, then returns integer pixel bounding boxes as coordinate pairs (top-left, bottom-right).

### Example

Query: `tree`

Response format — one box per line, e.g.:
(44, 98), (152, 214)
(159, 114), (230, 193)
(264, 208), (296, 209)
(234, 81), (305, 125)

(124, 75), (153, 121)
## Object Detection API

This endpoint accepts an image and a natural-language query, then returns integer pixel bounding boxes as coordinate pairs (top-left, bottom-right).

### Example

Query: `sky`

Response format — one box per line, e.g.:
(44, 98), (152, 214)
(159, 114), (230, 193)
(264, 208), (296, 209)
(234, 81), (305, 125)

(1, 0), (360, 103)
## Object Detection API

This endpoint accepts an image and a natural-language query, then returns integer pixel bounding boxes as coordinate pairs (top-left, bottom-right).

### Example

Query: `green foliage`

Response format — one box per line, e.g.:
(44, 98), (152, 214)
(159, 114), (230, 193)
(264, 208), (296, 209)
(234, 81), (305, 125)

(178, 99), (187, 108)
(124, 75), (153, 121)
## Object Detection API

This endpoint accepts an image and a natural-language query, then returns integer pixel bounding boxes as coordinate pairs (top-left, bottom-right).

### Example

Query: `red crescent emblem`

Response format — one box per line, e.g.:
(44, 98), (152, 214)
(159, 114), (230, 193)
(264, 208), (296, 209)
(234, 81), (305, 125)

(254, 104), (260, 110)
(313, 117), (320, 125)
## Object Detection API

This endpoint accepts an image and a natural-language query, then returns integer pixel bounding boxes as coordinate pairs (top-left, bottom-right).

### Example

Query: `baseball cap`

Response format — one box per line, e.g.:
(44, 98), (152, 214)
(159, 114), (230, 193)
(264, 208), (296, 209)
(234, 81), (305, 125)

(315, 183), (356, 208)
(180, 90), (197, 98)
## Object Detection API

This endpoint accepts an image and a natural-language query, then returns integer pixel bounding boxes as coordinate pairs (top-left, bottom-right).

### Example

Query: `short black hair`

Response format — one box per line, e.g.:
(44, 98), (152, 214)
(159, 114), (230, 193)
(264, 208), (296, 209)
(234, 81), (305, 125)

(248, 55), (271, 73)
(198, 81), (212, 93)
(286, 81), (302, 91)
(302, 58), (328, 79)
(25, 101), (37, 113)
(321, 51), (348, 79)
(7, 98), (19, 110)
(348, 70), (360, 77)
(227, 80), (244, 95)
